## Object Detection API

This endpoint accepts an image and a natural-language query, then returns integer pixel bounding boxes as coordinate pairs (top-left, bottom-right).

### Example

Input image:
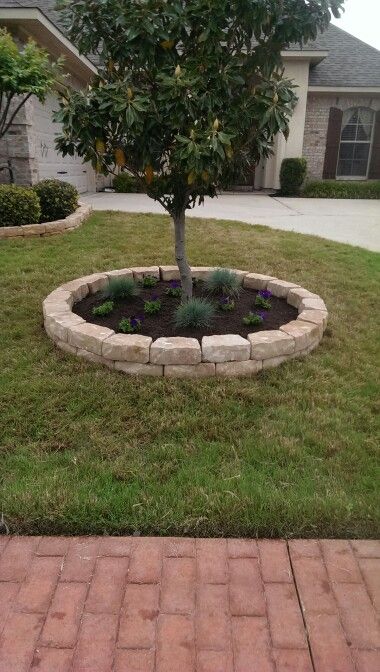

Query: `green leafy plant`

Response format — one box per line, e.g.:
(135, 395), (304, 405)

(119, 315), (143, 333)
(144, 295), (161, 314)
(56, 0), (342, 299)
(255, 290), (272, 311)
(33, 179), (78, 222)
(243, 311), (265, 327)
(303, 180), (380, 199)
(279, 158), (307, 196)
(104, 277), (139, 301)
(113, 172), (144, 193)
(141, 275), (158, 288)
(0, 185), (41, 227)
(175, 298), (215, 330)
(206, 268), (241, 298)
(165, 280), (182, 298)
(92, 300), (114, 317)
(218, 296), (235, 311)
(0, 28), (63, 142)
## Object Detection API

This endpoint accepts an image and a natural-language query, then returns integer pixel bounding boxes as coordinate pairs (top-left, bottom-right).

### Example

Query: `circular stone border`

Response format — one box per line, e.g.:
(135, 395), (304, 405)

(43, 266), (328, 378)
(0, 203), (92, 240)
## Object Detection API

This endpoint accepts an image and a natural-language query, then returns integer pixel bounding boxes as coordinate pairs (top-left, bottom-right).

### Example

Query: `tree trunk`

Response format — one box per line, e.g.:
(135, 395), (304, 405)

(173, 209), (192, 301)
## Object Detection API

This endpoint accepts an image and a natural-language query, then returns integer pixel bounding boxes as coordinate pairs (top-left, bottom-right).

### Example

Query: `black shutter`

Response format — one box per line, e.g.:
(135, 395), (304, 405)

(368, 110), (380, 179)
(323, 107), (343, 180)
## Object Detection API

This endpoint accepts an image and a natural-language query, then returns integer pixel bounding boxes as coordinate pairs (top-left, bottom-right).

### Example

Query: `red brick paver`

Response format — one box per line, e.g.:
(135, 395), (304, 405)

(0, 537), (379, 672)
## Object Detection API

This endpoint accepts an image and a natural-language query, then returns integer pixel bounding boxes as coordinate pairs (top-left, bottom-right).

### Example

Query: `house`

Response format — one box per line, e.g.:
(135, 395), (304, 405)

(1, 2), (380, 192)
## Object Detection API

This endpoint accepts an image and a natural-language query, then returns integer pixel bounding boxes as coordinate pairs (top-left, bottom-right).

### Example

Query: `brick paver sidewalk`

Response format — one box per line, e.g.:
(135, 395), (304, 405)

(0, 537), (379, 672)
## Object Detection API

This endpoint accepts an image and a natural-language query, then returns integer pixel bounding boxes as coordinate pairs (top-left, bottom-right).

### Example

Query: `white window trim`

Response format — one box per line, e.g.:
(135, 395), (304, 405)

(336, 107), (375, 180)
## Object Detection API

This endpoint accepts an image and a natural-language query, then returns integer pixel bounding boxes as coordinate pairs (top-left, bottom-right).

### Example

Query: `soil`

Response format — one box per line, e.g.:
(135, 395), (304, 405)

(73, 280), (298, 341)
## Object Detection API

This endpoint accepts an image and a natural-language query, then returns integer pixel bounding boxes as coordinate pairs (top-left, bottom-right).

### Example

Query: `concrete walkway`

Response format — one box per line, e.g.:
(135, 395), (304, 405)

(82, 192), (380, 253)
(0, 536), (379, 671)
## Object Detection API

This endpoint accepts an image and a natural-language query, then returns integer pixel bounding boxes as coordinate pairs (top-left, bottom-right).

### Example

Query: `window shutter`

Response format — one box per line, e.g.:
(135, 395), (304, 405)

(323, 107), (343, 180)
(368, 110), (380, 179)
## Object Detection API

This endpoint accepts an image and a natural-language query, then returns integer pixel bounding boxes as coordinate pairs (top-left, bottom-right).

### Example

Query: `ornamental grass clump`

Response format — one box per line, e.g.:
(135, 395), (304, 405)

(206, 268), (241, 298)
(104, 277), (139, 301)
(255, 290), (272, 310)
(243, 311), (265, 327)
(144, 295), (161, 315)
(119, 315), (144, 334)
(92, 300), (114, 317)
(175, 298), (215, 330)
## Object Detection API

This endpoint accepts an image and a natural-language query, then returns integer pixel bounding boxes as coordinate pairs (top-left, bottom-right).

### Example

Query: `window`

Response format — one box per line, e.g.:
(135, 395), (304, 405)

(337, 108), (374, 178)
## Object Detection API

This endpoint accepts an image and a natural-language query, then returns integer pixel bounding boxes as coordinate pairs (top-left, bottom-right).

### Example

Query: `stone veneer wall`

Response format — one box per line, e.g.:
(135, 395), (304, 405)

(302, 93), (380, 181)
(43, 267), (328, 379)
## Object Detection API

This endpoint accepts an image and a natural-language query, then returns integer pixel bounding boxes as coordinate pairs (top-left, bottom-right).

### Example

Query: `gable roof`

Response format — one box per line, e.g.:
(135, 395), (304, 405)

(2, 2), (380, 89)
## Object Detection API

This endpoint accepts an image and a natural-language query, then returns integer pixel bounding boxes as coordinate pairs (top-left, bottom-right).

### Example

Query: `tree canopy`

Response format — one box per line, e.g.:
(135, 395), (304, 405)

(56, 0), (344, 297)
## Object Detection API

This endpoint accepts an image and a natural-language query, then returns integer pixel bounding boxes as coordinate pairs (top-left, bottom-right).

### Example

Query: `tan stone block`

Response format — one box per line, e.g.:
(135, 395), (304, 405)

(1, 226), (23, 238)
(102, 334), (152, 363)
(267, 279), (300, 298)
(298, 309), (328, 331)
(215, 359), (262, 377)
(202, 334), (250, 362)
(150, 337), (201, 365)
(248, 330), (295, 360)
(76, 273), (108, 294)
(132, 266), (160, 280)
(164, 363), (215, 378)
(190, 266), (216, 279)
(45, 313), (85, 342)
(55, 340), (77, 355)
(160, 265), (181, 281)
(262, 355), (290, 370)
(77, 349), (114, 369)
(230, 269), (249, 282)
(115, 361), (163, 377)
(243, 273), (276, 290)
(299, 297), (327, 312)
(60, 279), (89, 301)
(68, 323), (115, 355)
(21, 223), (45, 236)
(42, 290), (73, 317)
(287, 287), (319, 308)
(45, 220), (68, 233)
(105, 268), (133, 280)
(280, 320), (320, 352)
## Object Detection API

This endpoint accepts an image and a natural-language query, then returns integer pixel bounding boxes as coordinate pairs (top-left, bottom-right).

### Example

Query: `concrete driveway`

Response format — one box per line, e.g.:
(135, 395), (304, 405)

(82, 192), (380, 252)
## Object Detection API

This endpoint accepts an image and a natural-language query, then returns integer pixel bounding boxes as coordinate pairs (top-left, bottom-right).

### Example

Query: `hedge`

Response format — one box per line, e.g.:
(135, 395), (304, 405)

(0, 185), (41, 227)
(302, 180), (380, 199)
(33, 179), (78, 222)
(279, 158), (307, 196)
(113, 172), (144, 193)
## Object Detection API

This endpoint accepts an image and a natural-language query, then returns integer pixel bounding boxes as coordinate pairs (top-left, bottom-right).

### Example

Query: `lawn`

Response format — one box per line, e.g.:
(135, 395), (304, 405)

(1, 211), (379, 538)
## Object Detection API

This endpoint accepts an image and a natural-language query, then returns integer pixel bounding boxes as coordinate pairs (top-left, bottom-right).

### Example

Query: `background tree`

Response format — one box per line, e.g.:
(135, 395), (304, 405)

(0, 29), (62, 141)
(56, 0), (343, 299)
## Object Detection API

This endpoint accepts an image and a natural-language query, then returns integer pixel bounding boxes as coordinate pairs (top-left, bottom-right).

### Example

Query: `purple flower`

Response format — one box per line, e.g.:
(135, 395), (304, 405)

(170, 280), (181, 288)
(219, 296), (230, 304)
(258, 290), (272, 300)
(152, 294), (159, 301)
(136, 315), (144, 322)
(256, 311), (265, 320)
(130, 318), (138, 327)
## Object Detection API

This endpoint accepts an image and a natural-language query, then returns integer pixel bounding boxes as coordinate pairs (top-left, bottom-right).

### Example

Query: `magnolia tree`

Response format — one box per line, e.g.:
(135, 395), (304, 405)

(56, 0), (343, 299)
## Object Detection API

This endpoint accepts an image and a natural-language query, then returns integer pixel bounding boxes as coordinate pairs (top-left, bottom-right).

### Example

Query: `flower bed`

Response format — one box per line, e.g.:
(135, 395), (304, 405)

(43, 266), (328, 378)
(0, 203), (91, 240)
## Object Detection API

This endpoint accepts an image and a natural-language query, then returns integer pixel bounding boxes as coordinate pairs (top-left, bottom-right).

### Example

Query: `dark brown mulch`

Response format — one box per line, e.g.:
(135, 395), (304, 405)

(73, 280), (298, 341)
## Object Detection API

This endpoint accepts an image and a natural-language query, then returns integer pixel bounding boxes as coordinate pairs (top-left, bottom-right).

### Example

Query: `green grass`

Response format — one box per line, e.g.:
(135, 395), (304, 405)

(1, 211), (379, 538)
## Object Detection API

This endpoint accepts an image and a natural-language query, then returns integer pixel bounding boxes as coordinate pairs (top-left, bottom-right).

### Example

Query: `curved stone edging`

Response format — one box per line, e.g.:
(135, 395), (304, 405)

(0, 203), (92, 240)
(43, 266), (328, 378)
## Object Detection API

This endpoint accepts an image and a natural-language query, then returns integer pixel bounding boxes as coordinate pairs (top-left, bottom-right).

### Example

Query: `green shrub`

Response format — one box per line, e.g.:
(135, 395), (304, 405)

(141, 275), (158, 288)
(242, 311), (265, 326)
(205, 268), (241, 298)
(279, 158), (307, 196)
(119, 316), (143, 333)
(33, 179), (78, 222)
(144, 296), (161, 314)
(92, 300), (114, 317)
(113, 172), (144, 193)
(302, 180), (380, 199)
(0, 184), (41, 227)
(175, 298), (215, 330)
(104, 277), (139, 301)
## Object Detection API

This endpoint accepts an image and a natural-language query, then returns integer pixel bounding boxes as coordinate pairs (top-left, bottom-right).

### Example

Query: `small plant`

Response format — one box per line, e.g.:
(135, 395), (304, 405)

(175, 298), (215, 330)
(242, 311), (265, 327)
(0, 185), (41, 227)
(119, 315), (144, 333)
(144, 295), (161, 315)
(206, 268), (241, 298)
(166, 280), (182, 298)
(255, 290), (272, 310)
(218, 295), (235, 311)
(104, 277), (139, 301)
(92, 300), (114, 317)
(279, 158), (307, 196)
(142, 275), (158, 288)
